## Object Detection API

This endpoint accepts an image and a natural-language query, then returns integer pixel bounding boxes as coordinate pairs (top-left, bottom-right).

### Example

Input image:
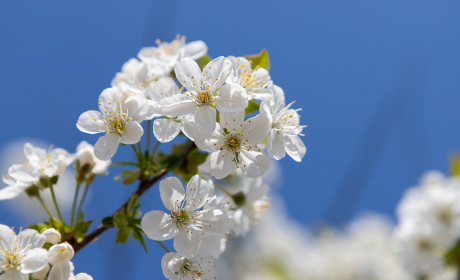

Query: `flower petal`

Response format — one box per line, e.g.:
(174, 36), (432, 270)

(0, 224), (15, 248)
(184, 175), (213, 212)
(75, 273), (93, 280)
(183, 40), (208, 60)
(181, 118), (196, 141)
(76, 111), (103, 134)
(47, 261), (74, 280)
(219, 111), (245, 132)
(214, 83), (248, 112)
(203, 57), (232, 92)
(17, 229), (46, 251)
(246, 182), (270, 204)
(98, 88), (120, 113)
(160, 177), (186, 210)
(174, 57), (202, 90)
(173, 228), (202, 258)
(194, 105), (216, 134)
(195, 209), (228, 235)
(259, 98), (273, 121)
(0, 185), (24, 200)
(192, 123), (224, 153)
(141, 211), (179, 241)
(161, 253), (184, 279)
(94, 133), (120, 161)
(266, 130), (286, 160)
(239, 149), (271, 178)
(284, 135), (307, 162)
(240, 114), (271, 145)
(159, 94), (197, 117)
(149, 76), (179, 101)
(20, 248), (49, 274)
(120, 121), (144, 144)
(122, 91), (151, 123)
(8, 164), (39, 183)
(153, 118), (181, 143)
(209, 150), (236, 180)
(0, 269), (26, 280)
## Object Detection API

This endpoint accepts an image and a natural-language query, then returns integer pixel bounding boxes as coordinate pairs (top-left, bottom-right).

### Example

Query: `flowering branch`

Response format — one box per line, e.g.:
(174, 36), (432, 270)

(72, 141), (196, 254)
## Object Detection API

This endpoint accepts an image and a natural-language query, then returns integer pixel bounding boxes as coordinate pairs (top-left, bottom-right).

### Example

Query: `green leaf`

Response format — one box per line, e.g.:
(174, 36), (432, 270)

(451, 155), (460, 177)
(110, 161), (139, 167)
(244, 49), (270, 70)
(74, 220), (92, 237)
(161, 154), (183, 172)
(116, 227), (130, 244)
(197, 54), (212, 70)
(101, 217), (114, 227)
(245, 100), (260, 116)
(113, 212), (129, 229)
(131, 228), (148, 253)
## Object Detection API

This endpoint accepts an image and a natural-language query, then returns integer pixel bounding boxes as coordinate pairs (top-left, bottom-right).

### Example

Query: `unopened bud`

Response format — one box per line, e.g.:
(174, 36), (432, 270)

(48, 243), (74, 265)
(42, 228), (61, 244)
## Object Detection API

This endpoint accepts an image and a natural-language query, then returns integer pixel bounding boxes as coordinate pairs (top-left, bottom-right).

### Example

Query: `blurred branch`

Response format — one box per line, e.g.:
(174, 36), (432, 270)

(72, 141), (197, 254)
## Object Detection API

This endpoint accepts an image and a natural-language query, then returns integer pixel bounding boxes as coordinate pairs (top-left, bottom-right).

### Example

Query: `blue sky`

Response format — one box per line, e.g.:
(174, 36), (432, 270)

(1, 0), (460, 278)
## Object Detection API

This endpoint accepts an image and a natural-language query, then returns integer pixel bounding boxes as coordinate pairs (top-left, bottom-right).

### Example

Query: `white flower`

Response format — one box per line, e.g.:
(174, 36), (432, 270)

(138, 35), (208, 73)
(76, 88), (151, 160)
(32, 264), (50, 280)
(161, 252), (215, 280)
(159, 57), (248, 133)
(226, 56), (273, 100)
(193, 110), (271, 179)
(0, 225), (48, 278)
(48, 261), (93, 280)
(47, 243), (74, 266)
(141, 176), (227, 258)
(0, 165), (38, 201)
(41, 229), (61, 245)
(23, 143), (70, 178)
(260, 85), (307, 162)
(71, 141), (111, 174)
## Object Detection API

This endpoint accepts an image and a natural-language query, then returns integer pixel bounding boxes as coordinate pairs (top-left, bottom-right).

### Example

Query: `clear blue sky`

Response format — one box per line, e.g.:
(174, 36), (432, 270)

(1, 0), (460, 278)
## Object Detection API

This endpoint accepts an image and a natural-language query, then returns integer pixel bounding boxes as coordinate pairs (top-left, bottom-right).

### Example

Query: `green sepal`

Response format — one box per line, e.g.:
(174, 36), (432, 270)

(113, 212), (129, 228)
(244, 49), (270, 70)
(116, 227), (130, 244)
(130, 227), (148, 253)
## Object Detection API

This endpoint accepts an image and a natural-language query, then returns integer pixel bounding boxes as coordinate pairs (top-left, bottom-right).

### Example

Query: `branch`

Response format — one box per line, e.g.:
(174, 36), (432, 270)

(72, 141), (197, 253)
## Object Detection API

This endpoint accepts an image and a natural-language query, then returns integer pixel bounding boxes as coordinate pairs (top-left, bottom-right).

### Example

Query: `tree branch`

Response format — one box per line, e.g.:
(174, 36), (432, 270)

(72, 141), (196, 254)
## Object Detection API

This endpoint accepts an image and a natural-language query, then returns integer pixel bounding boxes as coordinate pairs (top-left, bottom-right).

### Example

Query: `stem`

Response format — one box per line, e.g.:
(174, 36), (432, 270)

(72, 141), (197, 254)
(131, 144), (139, 156)
(76, 181), (91, 219)
(151, 141), (160, 157)
(137, 142), (142, 155)
(155, 240), (170, 252)
(36, 194), (56, 220)
(70, 181), (82, 227)
(48, 178), (65, 224)
(146, 120), (151, 151)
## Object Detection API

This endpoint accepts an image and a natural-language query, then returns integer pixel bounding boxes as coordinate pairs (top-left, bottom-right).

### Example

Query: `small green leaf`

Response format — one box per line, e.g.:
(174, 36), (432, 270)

(197, 54), (212, 69)
(131, 228), (148, 253)
(244, 49), (270, 70)
(74, 220), (92, 237)
(101, 217), (114, 227)
(161, 154), (183, 172)
(113, 212), (129, 229)
(116, 227), (130, 244)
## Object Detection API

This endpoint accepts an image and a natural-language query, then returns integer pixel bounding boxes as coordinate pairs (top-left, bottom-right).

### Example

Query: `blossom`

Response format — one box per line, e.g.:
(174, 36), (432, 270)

(76, 88), (151, 160)
(47, 261), (93, 280)
(138, 35), (208, 73)
(0, 165), (38, 201)
(48, 243), (74, 266)
(0, 225), (48, 279)
(161, 252), (215, 280)
(141, 176), (227, 258)
(41, 229), (61, 245)
(71, 141), (111, 175)
(159, 57), (248, 133)
(193, 110), (271, 179)
(226, 56), (273, 100)
(260, 85), (307, 162)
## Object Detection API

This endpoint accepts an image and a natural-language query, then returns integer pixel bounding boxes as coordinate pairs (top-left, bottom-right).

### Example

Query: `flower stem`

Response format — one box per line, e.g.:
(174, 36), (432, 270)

(48, 178), (65, 224)
(76, 181), (91, 219)
(36, 194), (56, 220)
(137, 142), (142, 155)
(155, 240), (170, 253)
(70, 181), (82, 227)
(151, 141), (160, 157)
(146, 120), (151, 151)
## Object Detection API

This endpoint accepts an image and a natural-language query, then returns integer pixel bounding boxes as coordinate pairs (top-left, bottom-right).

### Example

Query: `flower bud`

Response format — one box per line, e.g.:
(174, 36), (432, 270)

(32, 263), (50, 280)
(76, 273), (94, 280)
(48, 243), (75, 265)
(42, 228), (61, 244)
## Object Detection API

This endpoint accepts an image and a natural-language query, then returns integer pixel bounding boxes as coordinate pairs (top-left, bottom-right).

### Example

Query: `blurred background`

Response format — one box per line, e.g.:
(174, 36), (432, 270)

(1, 0), (460, 278)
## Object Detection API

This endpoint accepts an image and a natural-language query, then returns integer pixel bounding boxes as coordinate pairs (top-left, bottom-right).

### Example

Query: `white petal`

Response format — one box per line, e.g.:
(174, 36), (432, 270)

(174, 58), (202, 90)
(180, 119), (196, 141)
(270, 84), (286, 109)
(42, 228), (61, 245)
(219, 111), (245, 132)
(195, 209), (228, 235)
(184, 175), (212, 211)
(120, 121), (144, 144)
(0, 270), (25, 280)
(0, 224), (15, 248)
(8, 163), (39, 183)
(240, 114), (271, 144)
(203, 57), (232, 92)
(183, 40), (208, 60)
(75, 273), (93, 280)
(48, 261), (74, 280)
(259, 98), (273, 121)
(141, 211), (179, 241)
(122, 91), (151, 123)
(160, 177), (186, 210)
(209, 150), (236, 180)
(76, 111), (103, 134)
(48, 243), (74, 266)
(159, 94), (197, 117)
(267, 130), (286, 160)
(21, 248), (49, 274)
(17, 229), (46, 251)
(149, 76), (179, 101)
(239, 149), (271, 178)
(250, 88), (273, 100)
(202, 235), (226, 259)
(284, 135), (307, 162)
(153, 118), (181, 143)
(214, 83), (248, 112)
(161, 253), (184, 279)
(194, 105), (216, 134)
(32, 264), (50, 280)
(192, 123), (224, 153)
(246, 183), (270, 204)
(94, 133), (120, 161)
(173, 228), (202, 258)
(0, 185), (24, 200)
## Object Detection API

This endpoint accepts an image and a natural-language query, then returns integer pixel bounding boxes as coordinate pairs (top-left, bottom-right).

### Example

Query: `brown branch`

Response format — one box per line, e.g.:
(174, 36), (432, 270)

(72, 141), (197, 253)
